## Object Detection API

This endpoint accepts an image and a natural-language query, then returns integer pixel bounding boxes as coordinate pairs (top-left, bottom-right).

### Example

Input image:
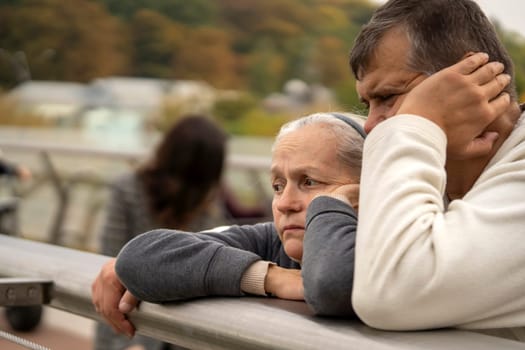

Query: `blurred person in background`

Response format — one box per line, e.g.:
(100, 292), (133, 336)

(0, 154), (32, 182)
(95, 115), (228, 350)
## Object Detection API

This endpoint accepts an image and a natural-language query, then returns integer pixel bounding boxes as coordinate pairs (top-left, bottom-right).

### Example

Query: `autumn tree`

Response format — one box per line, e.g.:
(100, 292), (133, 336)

(171, 27), (242, 89)
(313, 36), (352, 86)
(130, 9), (184, 78)
(0, 0), (131, 87)
(95, 0), (218, 26)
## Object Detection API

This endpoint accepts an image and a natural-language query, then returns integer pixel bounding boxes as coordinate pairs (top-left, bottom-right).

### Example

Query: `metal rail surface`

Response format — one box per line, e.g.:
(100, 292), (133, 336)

(0, 138), (272, 170)
(0, 235), (523, 350)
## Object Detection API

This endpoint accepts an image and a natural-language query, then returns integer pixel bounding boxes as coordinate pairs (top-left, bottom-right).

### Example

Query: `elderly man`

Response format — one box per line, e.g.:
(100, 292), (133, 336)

(350, 0), (525, 341)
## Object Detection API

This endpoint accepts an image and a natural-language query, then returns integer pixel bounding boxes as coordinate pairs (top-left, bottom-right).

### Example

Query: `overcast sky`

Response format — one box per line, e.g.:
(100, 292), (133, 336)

(371, 0), (525, 38)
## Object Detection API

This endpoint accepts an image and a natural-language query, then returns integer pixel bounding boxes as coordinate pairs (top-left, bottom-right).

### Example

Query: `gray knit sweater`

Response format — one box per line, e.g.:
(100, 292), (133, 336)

(116, 196), (357, 317)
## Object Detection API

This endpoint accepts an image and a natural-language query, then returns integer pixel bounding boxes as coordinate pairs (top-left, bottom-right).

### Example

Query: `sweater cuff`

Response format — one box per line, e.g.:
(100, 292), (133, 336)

(240, 260), (273, 296)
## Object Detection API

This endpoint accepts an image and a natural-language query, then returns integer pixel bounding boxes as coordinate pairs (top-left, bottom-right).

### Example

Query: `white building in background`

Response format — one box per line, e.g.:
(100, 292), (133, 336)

(165, 80), (217, 115)
(3, 77), (218, 130)
(263, 79), (335, 113)
(89, 77), (169, 114)
(4, 81), (89, 120)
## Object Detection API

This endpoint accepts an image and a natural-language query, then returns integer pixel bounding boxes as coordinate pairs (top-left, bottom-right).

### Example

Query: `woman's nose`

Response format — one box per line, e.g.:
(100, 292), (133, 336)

(276, 186), (302, 213)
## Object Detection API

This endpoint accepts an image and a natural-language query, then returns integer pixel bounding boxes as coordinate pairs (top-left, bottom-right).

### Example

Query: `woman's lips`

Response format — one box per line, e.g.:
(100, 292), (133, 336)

(282, 225), (305, 235)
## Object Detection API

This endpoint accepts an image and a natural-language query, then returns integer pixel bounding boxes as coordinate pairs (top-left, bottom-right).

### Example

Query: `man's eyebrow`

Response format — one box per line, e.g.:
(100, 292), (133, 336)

(270, 165), (281, 176)
(368, 85), (401, 99)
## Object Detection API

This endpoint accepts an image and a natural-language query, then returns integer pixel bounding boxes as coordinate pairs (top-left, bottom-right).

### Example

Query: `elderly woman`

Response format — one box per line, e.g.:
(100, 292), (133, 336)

(92, 112), (365, 339)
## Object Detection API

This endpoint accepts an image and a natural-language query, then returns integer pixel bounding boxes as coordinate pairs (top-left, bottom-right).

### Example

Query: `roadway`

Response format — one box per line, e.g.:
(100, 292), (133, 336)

(0, 306), (94, 350)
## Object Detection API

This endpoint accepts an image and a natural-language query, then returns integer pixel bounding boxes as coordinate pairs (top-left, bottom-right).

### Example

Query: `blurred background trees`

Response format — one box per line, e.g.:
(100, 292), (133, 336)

(0, 0), (375, 95)
(1, 0), (524, 135)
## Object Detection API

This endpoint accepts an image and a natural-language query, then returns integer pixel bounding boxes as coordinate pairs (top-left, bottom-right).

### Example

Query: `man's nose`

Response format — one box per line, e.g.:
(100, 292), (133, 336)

(364, 105), (387, 134)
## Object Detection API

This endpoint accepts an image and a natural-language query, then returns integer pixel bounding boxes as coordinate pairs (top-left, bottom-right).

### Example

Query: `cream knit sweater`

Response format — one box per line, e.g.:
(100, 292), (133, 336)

(353, 113), (525, 341)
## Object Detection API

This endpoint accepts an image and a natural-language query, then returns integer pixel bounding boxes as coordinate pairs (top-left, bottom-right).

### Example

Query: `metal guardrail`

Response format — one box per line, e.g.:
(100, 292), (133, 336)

(0, 139), (272, 169)
(0, 139), (273, 248)
(0, 234), (523, 350)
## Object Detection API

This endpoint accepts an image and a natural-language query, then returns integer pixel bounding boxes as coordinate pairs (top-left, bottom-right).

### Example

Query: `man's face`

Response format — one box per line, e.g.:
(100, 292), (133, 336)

(356, 27), (427, 134)
(271, 124), (356, 262)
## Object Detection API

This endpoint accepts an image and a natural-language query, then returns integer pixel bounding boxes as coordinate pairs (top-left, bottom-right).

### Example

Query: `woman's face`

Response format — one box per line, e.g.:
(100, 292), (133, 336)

(271, 123), (356, 262)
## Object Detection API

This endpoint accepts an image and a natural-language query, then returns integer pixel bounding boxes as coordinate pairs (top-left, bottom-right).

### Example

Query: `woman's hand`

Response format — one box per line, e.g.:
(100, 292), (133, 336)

(91, 258), (140, 337)
(264, 265), (304, 300)
(314, 184), (360, 211)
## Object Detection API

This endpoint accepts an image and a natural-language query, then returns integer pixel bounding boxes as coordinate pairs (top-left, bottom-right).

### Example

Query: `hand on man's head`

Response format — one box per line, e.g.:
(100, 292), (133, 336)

(398, 52), (512, 159)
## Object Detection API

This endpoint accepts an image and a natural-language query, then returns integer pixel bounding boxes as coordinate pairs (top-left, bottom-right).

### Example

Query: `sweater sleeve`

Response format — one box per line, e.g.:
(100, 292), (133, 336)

(302, 196), (357, 317)
(353, 114), (525, 331)
(115, 223), (278, 302)
(99, 176), (134, 256)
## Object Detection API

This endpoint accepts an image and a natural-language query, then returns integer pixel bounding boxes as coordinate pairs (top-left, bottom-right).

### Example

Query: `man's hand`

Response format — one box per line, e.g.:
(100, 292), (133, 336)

(264, 265), (304, 300)
(91, 258), (139, 337)
(398, 52), (512, 159)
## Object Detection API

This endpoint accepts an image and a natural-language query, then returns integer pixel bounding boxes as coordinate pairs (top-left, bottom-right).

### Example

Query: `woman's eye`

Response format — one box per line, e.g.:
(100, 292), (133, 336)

(272, 182), (284, 193)
(304, 178), (319, 186)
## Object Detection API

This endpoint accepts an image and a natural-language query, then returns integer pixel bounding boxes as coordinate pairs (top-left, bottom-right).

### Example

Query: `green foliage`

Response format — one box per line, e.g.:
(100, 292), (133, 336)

(222, 108), (292, 137)
(0, 0), (131, 86)
(212, 92), (291, 136)
(246, 40), (286, 96)
(130, 9), (183, 78)
(214, 94), (258, 123)
(499, 29), (525, 99)
(334, 78), (367, 116)
(95, 0), (218, 25)
(3, 0), (525, 134)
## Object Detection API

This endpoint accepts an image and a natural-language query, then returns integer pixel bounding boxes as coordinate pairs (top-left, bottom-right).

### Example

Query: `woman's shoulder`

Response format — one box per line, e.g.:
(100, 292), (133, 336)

(109, 171), (142, 192)
(108, 171), (148, 203)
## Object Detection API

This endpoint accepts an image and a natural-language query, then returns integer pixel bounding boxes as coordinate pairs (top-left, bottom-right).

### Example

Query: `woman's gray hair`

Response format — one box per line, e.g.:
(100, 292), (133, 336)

(272, 112), (365, 180)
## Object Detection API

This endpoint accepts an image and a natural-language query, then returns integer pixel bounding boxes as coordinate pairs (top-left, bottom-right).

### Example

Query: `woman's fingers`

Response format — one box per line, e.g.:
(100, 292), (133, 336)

(92, 259), (137, 337)
(119, 290), (140, 313)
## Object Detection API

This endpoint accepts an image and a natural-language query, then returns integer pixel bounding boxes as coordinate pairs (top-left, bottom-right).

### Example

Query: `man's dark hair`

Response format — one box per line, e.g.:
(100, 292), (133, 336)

(349, 0), (516, 99)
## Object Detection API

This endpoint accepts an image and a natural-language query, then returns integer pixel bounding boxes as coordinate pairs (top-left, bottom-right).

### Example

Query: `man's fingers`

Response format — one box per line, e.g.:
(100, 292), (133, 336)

(453, 52), (490, 75)
(470, 61), (505, 86)
(463, 131), (500, 158)
(119, 291), (140, 313)
(490, 92), (512, 117)
(480, 73), (511, 102)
